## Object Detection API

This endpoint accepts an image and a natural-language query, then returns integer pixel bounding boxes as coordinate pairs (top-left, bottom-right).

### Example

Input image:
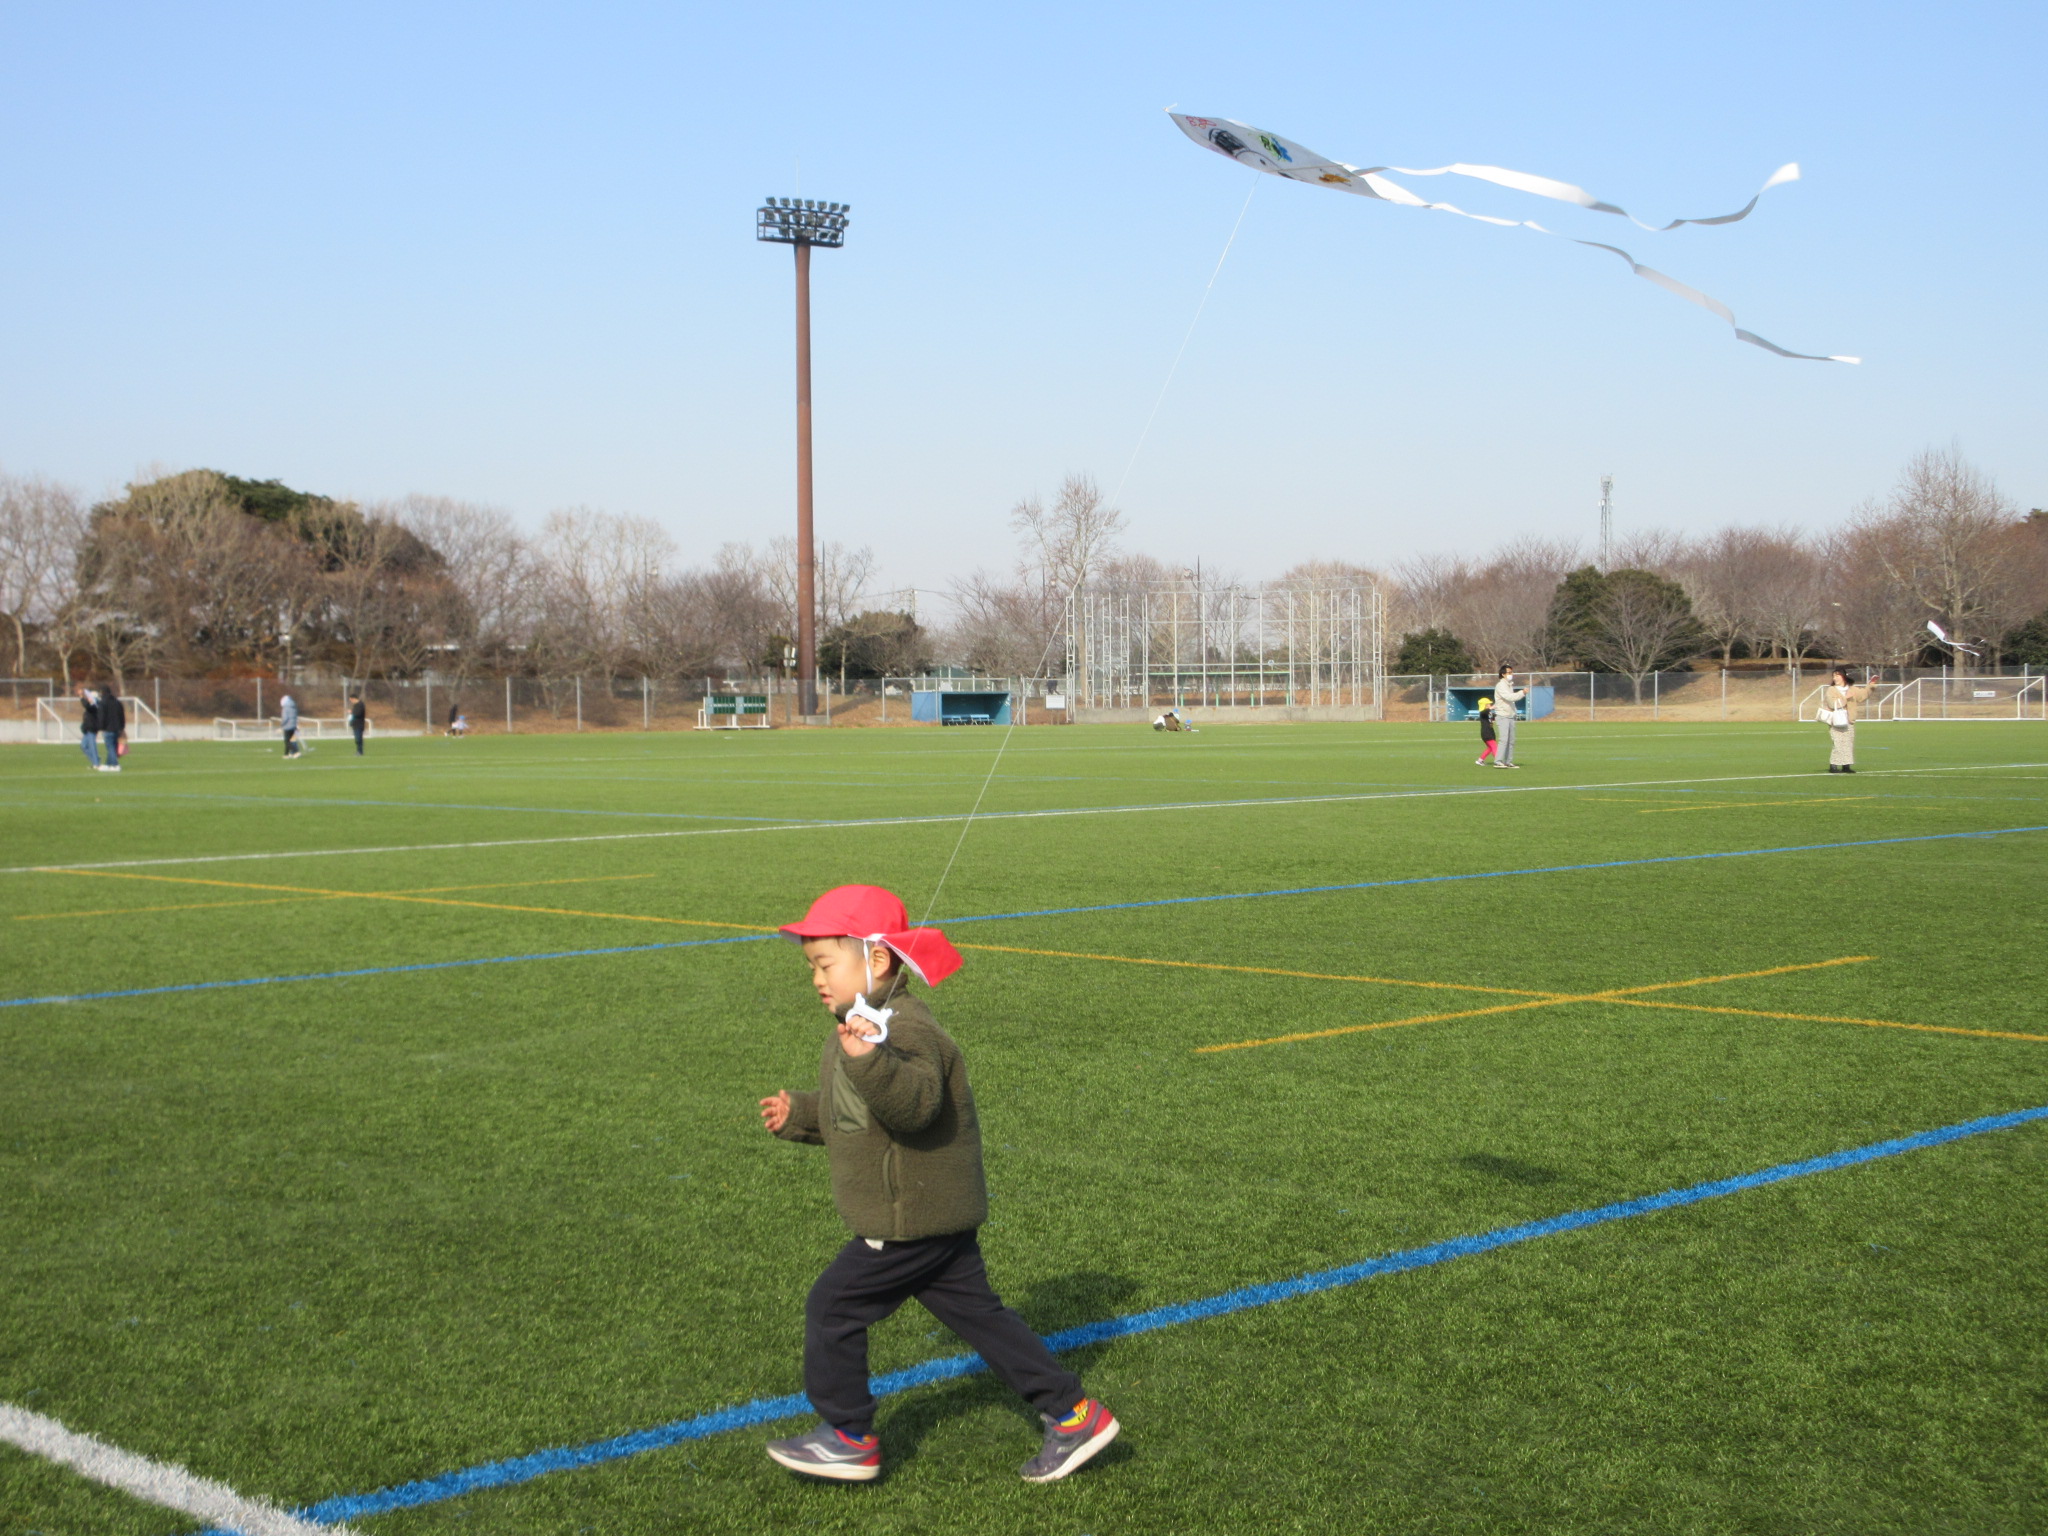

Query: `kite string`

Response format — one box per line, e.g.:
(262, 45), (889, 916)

(917, 182), (1259, 929)
(1108, 174), (1258, 506)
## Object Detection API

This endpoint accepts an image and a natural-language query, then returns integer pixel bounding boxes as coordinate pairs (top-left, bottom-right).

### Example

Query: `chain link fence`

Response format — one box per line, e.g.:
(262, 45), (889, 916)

(6, 665), (2041, 740)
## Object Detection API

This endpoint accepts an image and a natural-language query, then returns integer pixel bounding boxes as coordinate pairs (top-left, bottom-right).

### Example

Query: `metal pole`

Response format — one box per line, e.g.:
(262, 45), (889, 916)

(426, 676), (433, 734)
(643, 675), (650, 731)
(575, 676), (583, 731)
(1721, 667), (1727, 720)
(794, 239), (819, 719)
(506, 675), (513, 733)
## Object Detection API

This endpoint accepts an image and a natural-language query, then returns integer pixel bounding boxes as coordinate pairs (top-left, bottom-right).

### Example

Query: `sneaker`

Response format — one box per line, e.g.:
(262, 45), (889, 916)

(1841, 765), (1855, 774)
(765, 1423), (881, 1482)
(1475, 757), (1488, 766)
(1020, 1399), (1119, 1483)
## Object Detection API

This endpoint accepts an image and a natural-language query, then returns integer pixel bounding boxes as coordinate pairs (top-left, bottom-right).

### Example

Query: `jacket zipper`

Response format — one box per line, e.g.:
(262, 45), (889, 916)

(882, 1144), (901, 1237)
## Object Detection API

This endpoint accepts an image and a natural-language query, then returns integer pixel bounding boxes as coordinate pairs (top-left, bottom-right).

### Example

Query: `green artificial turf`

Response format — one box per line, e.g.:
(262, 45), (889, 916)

(2, 720), (2045, 1534)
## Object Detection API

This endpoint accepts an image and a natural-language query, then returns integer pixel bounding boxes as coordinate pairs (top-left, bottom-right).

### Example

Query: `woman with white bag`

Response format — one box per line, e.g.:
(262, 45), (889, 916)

(1821, 666), (1872, 773)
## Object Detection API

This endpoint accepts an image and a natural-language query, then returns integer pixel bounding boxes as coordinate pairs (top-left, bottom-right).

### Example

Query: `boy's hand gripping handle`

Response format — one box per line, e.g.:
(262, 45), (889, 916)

(847, 994), (892, 1045)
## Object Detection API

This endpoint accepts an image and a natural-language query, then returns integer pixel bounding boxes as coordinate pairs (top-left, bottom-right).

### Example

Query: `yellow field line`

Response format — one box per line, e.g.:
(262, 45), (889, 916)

(35, 869), (764, 932)
(16, 873), (657, 923)
(1576, 795), (1881, 813)
(1636, 797), (1880, 815)
(1194, 957), (1875, 1053)
(1610, 996), (2048, 1044)
(952, 942), (1555, 1000)
(13, 896), (332, 922)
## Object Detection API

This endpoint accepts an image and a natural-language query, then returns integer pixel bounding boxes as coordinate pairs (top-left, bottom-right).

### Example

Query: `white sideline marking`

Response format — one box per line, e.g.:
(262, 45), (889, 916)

(2, 762), (2042, 876)
(0, 1402), (355, 1535)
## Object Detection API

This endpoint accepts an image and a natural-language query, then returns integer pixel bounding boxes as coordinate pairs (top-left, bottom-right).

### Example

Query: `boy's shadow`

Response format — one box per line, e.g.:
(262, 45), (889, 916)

(880, 1270), (1140, 1469)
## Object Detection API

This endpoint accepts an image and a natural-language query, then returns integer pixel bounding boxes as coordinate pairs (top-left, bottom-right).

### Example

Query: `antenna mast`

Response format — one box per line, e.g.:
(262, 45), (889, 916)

(1598, 475), (1614, 569)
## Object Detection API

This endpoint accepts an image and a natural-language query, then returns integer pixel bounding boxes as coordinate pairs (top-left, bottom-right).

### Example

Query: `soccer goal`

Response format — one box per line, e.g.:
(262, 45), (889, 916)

(214, 717), (278, 741)
(38, 696), (164, 743)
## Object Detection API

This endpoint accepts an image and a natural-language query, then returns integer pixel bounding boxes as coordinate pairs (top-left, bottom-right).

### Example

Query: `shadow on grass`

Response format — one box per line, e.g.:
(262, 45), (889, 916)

(877, 1269), (1140, 1473)
(1454, 1152), (1563, 1186)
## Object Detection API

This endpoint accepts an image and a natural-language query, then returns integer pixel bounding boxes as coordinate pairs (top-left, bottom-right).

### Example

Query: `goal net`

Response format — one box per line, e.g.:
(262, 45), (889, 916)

(213, 716), (362, 741)
(38, 696), (164, 743)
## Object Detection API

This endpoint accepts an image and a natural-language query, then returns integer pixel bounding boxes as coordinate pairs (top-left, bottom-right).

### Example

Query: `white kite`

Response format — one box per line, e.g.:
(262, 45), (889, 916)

(1169, 113), (1858, 363)
(1925, 619), (1981, 656)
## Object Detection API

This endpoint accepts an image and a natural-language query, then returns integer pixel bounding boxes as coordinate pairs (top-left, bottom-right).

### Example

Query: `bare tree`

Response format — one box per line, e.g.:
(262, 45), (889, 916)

(1679, 528), (1810, 667)
(947, 473), (1123, 676)
(754, 536), (876, 641)
(1823, 516), (1935, 667)
(1851, 446), (2024, 671)
(392, 495), (534, 669)
(1609, 529), (1686, 574)
(0, 473), (87, 673)
(531, 508), (677, 681)
(1454, 537), (1581, 672)
(1746, 537), (1825, 671)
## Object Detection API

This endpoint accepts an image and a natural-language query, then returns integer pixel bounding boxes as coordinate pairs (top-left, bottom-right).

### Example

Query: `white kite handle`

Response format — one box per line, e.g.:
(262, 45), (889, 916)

(847, 995), (893, 1045)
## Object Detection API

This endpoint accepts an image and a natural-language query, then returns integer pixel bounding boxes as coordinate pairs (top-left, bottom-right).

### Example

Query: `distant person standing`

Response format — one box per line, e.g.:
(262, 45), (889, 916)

(1822, 666), (1872, 773)
(349, 694), (368, 755)
(98, 688), (126, 772)
(76, 686), (102, 770)
(280, 692), (301, 759)
(1493, 665), (1528, 769)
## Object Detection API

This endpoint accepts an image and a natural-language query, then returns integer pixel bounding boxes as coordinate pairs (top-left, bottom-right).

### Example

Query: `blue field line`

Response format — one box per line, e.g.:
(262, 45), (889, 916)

(942, 824), (2048, 926)
(0, 934), (772, 1009)
(181, 1101), (2048, 1533)
(9, 824), (2046, 1012)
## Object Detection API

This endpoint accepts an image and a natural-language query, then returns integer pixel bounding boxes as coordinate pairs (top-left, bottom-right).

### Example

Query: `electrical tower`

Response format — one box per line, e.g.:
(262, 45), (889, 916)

(1598, 475), (1614, 569)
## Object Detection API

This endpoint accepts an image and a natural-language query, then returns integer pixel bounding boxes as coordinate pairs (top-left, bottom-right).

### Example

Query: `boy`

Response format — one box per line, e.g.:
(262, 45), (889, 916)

(758, 884), (1118, 1484)
(1474, 695), (1498, 766)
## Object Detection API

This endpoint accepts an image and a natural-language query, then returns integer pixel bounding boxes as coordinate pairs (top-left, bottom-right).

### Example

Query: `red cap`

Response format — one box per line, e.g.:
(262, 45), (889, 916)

(778, 884), (963, 987)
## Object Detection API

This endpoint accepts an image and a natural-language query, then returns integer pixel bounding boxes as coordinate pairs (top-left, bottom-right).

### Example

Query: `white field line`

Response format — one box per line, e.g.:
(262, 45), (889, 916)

(3, 762), (2041, 877)
(0, 1402), (354, 1535)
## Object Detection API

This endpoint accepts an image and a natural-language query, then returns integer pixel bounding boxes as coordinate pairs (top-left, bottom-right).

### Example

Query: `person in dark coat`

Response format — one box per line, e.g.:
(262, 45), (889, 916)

(76, 686), (102, 769)
(98, 690), (126, 772)
(349, 695), (368, 755)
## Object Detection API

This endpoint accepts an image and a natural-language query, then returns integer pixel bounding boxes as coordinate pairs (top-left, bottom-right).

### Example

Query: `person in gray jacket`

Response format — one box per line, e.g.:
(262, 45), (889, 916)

(280, 692), (301, 758)
(1492, 664), (1529, 769)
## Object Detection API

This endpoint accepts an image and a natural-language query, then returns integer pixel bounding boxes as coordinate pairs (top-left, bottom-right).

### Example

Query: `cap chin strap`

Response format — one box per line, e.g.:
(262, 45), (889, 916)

(847, 938), (893, 1044)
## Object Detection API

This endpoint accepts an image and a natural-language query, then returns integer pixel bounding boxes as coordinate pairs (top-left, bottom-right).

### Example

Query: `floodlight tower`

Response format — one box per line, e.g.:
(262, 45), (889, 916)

(757, 195), (851, 719)
(1598, 474), (1615, 570)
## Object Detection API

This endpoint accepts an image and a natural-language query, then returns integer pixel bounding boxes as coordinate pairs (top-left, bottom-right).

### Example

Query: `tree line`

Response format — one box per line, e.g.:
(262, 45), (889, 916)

(1389, 447), (2048, 687)
(2, 448), (2042, 692)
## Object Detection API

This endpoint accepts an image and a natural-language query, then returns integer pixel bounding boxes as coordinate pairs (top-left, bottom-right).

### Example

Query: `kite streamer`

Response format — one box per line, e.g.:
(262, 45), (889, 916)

(1169, 113), (1858, 363)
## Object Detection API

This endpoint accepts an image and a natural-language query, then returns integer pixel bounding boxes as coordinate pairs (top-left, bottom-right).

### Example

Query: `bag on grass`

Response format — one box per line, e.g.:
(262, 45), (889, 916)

(116, 733), (128, 758)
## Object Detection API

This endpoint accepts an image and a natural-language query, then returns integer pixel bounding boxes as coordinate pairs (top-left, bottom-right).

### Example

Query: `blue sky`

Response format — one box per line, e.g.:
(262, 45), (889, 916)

(2, 1), (2041, 596)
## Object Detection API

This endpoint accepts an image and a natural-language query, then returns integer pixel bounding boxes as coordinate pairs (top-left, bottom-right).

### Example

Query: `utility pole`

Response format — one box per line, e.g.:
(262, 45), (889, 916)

(757, 195), (851, 719)
(1599, 475), (1614, 570)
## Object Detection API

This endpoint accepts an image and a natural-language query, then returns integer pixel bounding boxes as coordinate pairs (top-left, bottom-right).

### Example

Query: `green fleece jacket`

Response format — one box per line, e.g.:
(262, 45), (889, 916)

(773, 982), (989, 1241)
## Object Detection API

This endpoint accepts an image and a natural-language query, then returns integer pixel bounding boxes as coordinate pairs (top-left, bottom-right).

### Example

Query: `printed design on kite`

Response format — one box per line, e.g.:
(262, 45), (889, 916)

(1168, 112), (1857, 363)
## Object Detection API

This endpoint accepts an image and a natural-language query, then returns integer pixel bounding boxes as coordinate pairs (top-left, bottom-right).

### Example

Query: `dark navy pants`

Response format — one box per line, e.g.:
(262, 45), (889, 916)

(803, 1229), (1082, 1434)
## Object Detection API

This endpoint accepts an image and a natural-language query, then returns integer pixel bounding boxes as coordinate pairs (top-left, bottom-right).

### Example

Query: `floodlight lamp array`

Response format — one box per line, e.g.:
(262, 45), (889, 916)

(756, 197), (851, 247)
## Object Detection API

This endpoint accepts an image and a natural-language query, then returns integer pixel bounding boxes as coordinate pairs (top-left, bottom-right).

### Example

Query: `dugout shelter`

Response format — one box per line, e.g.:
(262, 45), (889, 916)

(911, 689), (1012, 725)
(1447, 685), (1554, 722)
